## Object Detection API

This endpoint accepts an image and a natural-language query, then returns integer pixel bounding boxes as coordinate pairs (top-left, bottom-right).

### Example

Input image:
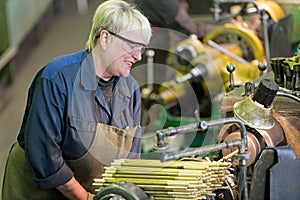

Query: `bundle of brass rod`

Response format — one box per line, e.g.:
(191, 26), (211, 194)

(93, 159), (232, 200)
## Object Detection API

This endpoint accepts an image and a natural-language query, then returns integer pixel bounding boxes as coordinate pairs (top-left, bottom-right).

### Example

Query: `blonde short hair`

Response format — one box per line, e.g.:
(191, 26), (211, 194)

(86, 0), (151, 50)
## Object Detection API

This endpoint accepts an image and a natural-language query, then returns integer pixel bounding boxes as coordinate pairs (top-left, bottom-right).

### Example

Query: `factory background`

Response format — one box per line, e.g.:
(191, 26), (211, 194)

(0, 0), (300, 199)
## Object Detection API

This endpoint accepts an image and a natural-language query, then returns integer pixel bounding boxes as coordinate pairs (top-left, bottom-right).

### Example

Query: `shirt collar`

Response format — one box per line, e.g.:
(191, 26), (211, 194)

(80, 50), (98, 90)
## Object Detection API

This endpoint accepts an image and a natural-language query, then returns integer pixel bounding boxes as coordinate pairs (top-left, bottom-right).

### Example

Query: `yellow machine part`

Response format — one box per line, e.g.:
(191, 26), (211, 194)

(191, 43), (260, 94)
(162, 38), (260, 104)
(203, 23), (265, 62)
(161, 18), (271, 105)
(166, 34), (206, 74)
(256, 0), (285, 23)
(158, 80), (186, 105)
(231, 0), (285, 22)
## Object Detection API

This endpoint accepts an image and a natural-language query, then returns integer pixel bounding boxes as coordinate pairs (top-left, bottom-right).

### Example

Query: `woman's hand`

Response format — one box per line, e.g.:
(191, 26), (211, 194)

(57, 176), (90, 200)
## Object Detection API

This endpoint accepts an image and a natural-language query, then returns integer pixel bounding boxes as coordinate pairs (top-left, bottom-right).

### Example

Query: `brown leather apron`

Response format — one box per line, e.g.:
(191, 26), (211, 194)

(2, 123), (137, 199)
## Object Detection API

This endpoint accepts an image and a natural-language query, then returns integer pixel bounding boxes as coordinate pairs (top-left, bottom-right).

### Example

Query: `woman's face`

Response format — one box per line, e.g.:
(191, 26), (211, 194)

(103, 29), (149, 78)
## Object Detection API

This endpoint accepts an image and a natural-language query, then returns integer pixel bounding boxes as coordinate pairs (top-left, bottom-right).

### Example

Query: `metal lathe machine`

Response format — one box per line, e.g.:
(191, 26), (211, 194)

(92, 0), (300, 199)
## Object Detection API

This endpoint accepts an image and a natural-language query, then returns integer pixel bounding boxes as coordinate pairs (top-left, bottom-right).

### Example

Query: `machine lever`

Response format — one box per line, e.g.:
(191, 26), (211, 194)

(226, 63), (236, 90)
(207, 40), (249, 64)
(175, 63), (208, 84)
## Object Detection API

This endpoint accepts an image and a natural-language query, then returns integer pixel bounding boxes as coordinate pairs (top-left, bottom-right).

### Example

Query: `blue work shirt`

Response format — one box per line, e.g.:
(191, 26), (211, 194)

(17, 50), (142, 189)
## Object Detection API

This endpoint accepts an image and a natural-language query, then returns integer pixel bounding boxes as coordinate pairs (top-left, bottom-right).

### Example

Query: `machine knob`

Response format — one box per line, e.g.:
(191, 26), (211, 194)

(258, 62), (267, 76)
(226, 63), (235, 90)
(253, 79), (279, 108)
(245, 82), (255, 96)
(226, 62), (235, 73)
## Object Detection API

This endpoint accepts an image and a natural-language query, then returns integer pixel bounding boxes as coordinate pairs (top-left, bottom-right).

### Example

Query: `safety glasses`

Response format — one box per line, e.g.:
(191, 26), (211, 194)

(107, 31), (147, 55)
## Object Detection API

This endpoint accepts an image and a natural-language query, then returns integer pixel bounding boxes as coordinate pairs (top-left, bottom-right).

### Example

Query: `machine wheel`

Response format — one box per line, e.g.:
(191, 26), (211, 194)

(95, 181), (150, 200)
(203, 23), (265, 62)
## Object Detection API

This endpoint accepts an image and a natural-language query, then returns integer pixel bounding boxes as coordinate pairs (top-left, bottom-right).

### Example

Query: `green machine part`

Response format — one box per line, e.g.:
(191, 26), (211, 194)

(0, 0), (13, 83)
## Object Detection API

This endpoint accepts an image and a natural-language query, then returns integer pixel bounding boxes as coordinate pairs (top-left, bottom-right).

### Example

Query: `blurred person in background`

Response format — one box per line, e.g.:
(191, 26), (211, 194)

(2, 0), (151, 199)
(134, 0), (217, 64)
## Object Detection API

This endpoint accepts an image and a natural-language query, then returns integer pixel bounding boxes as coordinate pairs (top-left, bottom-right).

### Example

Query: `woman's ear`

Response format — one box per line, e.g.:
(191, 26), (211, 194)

(99, 30), (110, 49)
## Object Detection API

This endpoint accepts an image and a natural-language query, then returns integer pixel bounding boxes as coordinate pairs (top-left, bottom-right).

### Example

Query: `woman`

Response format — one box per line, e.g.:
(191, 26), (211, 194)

(2, 0), (152, 199)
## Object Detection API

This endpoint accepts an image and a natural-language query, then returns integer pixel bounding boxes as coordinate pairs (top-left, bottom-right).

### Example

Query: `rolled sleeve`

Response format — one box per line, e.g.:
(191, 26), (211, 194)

(34, 162), (74, 189)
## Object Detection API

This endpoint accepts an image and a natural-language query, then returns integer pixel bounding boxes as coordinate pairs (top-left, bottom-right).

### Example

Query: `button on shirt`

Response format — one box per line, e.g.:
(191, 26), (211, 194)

(17, 50), (142, 189)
